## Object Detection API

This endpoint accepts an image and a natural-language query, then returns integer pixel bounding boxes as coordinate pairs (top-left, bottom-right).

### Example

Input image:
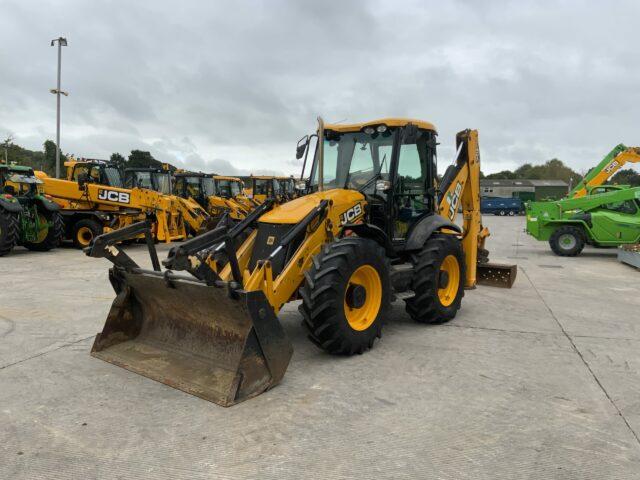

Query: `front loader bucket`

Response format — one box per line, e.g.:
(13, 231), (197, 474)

(91, 269), (293, 407)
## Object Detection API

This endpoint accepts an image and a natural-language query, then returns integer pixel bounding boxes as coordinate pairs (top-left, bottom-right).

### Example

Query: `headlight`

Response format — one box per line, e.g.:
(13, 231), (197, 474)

(376, 125), (387, 133)
(363, 127), (375, 135)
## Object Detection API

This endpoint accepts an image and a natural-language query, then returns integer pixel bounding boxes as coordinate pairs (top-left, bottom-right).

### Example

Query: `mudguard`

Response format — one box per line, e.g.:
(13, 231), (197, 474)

(405, 213), (462, 251)
(0, 196), (23, 213)
(34, 195), (60, 212)
(340, 223), (396, 257)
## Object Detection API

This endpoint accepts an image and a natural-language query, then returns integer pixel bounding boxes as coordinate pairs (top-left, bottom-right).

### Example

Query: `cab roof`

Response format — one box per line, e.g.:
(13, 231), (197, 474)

(214, 175), (242, 181)
(0, 164), (32, 172)
(324, 118), (437, 133)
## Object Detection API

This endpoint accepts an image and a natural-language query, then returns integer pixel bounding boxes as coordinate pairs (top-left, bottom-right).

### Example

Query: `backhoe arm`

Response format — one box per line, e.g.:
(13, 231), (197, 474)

(437, 129), (515, 288)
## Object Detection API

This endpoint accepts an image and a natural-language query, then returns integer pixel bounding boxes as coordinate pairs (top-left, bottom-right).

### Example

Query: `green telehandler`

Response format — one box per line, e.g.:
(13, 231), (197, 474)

(526, 185), (640, 256)
(0, 164), (64, 256)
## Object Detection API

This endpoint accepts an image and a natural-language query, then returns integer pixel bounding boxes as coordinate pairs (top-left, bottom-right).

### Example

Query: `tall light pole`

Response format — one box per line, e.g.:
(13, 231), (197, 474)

(50, 37), (68, 178)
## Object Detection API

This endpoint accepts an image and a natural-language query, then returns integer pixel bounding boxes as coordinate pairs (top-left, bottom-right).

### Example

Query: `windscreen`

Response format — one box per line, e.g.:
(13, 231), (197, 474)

(254, 179), (270, 195)
(202, 177), (216, 196)
(133, 172), (153, 190)
(154, 173), (172, 194)
(104, 167), (124, 188)
(310, 129), (394, 192)
(216, 179), (241, 198)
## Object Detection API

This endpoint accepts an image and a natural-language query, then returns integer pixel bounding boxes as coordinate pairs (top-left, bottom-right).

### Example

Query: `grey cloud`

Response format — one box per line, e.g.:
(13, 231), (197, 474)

(1, 0), (639, 176)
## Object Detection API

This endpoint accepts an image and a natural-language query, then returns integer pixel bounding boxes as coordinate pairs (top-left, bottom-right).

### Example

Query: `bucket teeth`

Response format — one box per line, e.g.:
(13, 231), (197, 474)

(91, 269), (293, 406)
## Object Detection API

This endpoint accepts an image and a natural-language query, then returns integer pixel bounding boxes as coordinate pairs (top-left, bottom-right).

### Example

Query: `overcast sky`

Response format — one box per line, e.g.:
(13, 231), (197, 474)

(1, 0), (639, 176)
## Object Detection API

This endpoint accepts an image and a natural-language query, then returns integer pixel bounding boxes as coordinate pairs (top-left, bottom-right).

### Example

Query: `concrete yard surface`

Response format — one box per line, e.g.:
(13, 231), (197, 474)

(1, 216), (639, 479)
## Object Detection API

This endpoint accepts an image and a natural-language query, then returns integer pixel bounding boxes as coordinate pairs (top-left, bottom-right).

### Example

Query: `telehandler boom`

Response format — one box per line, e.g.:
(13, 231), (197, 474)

(569, 145), (640, 198)
(86, 118), (516, 406)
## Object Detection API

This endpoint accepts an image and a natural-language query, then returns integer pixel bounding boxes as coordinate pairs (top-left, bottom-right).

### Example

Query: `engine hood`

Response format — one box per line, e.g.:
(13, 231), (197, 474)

(259, 189), (365, 224)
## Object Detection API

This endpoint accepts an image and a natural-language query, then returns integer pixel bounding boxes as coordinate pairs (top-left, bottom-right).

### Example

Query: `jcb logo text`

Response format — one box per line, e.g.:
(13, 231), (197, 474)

(98, 189), (130, 204)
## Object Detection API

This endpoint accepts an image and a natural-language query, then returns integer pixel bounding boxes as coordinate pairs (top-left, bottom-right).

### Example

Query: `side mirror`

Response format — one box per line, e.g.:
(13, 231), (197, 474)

(296, 135), (309, 160)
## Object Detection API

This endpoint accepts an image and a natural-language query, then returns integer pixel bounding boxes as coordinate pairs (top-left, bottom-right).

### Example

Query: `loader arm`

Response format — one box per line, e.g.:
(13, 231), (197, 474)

(570, 145), (640, 198)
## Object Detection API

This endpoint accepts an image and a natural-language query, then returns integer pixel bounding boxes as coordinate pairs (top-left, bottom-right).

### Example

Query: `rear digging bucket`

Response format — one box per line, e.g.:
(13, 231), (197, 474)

(91, 269), (293, 406)
(477, 262), (517, 288)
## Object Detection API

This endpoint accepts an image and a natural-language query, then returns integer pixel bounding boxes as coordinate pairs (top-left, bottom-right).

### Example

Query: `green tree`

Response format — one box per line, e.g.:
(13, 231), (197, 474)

(609, 168), (640, 187)
(128, 150), (162, 169)
(110, 152), (127, 170)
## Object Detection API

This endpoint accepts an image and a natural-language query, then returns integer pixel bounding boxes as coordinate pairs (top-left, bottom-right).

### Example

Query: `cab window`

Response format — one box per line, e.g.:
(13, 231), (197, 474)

(604, 200), (638, 214)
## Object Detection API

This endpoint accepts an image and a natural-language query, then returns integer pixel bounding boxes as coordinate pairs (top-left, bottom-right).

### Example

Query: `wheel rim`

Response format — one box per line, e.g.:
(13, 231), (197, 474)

(343, 265), (382, 331)
(438, 255), (460, 307)
(558, 233), (576, 250)
(35, 213), (49, 243)
(77, 226), (94, 247)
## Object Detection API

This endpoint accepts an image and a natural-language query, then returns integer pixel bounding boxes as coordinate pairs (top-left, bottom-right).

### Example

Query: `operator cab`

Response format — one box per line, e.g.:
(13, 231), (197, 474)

(68, 160), (124, 188)
(124, 168), (173, 195)
(174, 172), (216, 209)
(305, 119), (438, 246)
(214, 177), (243, 199)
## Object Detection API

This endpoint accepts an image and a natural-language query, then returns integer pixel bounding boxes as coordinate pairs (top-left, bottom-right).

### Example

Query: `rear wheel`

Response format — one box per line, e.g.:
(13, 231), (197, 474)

(549, 226), (585, 256)
(405, 234), (465, 324)
(508, 210), (515, 216)
(23, 210), (64, 251)
(72, 218), (103, 248)
(0, 209), (19, 256)
(499, 210), (506, 216)
(300, 237), (390, 355)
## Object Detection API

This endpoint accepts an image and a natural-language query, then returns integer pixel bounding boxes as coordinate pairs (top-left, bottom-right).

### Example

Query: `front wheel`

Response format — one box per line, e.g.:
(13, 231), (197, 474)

(23, 210), (64, 251)
(72, 218), (104, 249)
(499, 210), (506, 216)
(508, 210), (516, 216)
(299, 237), (391, 355)
(405, 234), (466, 324)
(549, 226), (585, 256)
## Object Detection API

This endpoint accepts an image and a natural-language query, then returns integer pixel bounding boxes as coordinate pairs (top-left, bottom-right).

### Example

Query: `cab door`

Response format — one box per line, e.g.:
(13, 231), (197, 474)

(591, 199), (640, 243)
(389, 127), (436, 242)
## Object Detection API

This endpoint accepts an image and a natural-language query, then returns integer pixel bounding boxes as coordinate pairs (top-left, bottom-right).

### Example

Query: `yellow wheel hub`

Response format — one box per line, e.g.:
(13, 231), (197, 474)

(77, 226), (94, 247)
(343, 265), (382, 331)
(438, 255), (460, 307)
(35, 213), (49, 243)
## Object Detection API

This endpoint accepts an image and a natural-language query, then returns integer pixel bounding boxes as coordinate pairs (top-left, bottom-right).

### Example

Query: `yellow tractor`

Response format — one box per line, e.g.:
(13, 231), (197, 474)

(86, 118), (515, 407)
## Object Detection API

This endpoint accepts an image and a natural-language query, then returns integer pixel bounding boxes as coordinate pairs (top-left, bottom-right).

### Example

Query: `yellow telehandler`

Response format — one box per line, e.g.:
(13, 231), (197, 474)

(86, 118), (515, 406)
(37, 160), (187, 247)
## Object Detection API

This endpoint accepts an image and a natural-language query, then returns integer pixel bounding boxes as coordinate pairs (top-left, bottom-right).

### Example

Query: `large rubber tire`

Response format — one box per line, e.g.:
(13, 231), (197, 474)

(549, 225), (585, 257)
(299, 237), (391, 355)
(405, 234), (465, 324)
(23, 211), (65, 251)
(72, 218), (103, 249)
(0, 209), (19, 256)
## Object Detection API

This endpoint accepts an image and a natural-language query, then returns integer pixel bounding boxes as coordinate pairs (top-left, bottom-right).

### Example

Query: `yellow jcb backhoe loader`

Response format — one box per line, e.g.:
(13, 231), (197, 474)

(37, 160), (186, 247)
(213, 175), (258, 212)
(86, 117), (516, 407)
(173, 171), (249, 224)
